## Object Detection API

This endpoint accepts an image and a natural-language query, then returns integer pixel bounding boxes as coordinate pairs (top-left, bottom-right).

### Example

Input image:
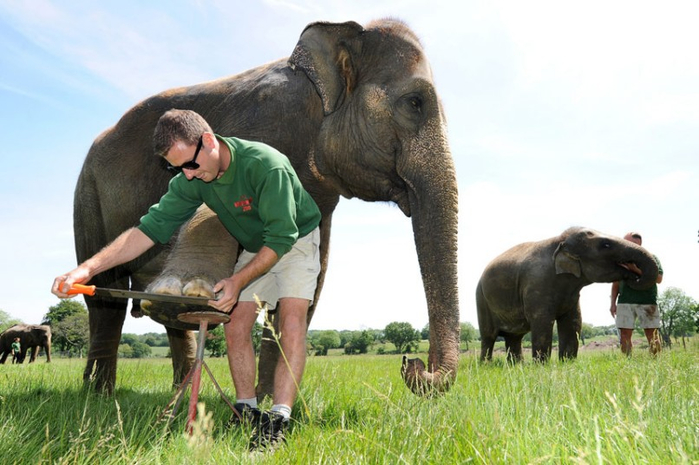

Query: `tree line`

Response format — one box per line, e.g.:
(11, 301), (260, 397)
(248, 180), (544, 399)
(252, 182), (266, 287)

(2, 286), (697, 358)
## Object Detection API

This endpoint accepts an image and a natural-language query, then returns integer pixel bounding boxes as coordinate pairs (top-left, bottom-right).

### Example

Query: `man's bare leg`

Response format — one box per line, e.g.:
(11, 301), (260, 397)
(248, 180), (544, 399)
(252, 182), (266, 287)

(224, 301), (260, 400)
(619, 328), (634, 356)
(644, 328), (662, 355)
(272, 297), (310, 408)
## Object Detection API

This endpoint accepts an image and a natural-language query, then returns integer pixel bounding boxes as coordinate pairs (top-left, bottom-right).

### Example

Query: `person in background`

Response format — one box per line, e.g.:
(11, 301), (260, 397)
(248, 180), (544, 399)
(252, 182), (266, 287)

(11, 337), (21, 364)
(610, 232), (663, 356)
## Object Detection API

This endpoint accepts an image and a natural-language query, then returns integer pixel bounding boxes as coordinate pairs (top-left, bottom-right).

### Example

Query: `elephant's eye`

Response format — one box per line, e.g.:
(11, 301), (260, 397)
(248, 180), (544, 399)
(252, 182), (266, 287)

(399, 93), (423, 116)
(397, 92), (426, 131)
(408, 95), (422, 113)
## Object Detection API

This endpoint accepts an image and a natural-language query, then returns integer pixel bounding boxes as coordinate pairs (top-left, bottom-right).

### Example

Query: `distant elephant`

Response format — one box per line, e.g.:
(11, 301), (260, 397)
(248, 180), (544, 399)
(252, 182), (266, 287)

(476, 227), (658, 362)
(73, 19), (459, 397)
(0, 324), (52, 364)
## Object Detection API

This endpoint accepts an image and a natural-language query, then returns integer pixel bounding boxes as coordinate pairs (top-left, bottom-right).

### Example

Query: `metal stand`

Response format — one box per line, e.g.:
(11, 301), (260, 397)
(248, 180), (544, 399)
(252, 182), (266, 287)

(158, 310), (235, 434)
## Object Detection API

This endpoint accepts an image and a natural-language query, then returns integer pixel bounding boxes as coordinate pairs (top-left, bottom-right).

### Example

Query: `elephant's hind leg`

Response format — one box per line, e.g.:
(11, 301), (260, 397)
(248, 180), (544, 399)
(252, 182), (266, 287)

(557, 312), (581, 360)
(505, 334), (524, 363)
(480, 336), (495, 362)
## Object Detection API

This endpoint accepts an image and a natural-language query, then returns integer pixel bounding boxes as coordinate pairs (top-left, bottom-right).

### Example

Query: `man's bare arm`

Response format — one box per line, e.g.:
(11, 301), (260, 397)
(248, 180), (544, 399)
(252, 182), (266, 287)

(209, 246), (279, 312)
(52, 227), (155, 297)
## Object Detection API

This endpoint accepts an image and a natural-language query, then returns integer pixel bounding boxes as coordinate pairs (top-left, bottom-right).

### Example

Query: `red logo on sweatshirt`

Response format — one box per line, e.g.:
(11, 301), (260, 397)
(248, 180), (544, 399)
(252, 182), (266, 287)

(234, 196), (253, 212)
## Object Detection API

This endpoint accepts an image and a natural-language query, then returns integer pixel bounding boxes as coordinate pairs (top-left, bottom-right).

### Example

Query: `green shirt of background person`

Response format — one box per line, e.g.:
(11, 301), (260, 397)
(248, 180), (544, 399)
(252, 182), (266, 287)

(11, 337), (21, 364)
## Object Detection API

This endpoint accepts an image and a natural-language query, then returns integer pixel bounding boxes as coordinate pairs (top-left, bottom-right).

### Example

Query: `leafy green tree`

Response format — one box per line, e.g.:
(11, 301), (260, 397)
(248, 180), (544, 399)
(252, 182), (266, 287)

(53, 312), (89, 357)
(141, 332), (169, 347)
(203, 322), (262, 356)
(421, 323), (429, 340)
(0, 309), (22, 333)
(658, 287), (698, 348)
(344, 330), (373, 355)
(460, 322), (478, 351)
(384, 322), (420, 354)
(595, 325), (618, 336)
(121, 334), (139, 346)
(44, 300), (88, 353)
(205, 325), (227, 357)
(338, 330), (355, 348)
(579, 323), (595, 345)
(118, 344), (133, 358)
(130, 341), (152, 358)
(43, 300), (86, 326)
(311, 330), (341, 355)
(367, 329), (384, 343)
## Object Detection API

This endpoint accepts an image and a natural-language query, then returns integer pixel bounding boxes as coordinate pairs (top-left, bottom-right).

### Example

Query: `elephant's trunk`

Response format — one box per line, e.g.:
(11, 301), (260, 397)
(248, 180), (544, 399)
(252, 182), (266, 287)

(398, 120), (460, 396)
(623, 244), (659, 290)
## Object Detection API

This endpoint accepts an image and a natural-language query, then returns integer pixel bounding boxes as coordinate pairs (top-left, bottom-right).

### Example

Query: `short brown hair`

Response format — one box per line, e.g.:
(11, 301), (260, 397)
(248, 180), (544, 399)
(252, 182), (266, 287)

(152, 109), (212, 157)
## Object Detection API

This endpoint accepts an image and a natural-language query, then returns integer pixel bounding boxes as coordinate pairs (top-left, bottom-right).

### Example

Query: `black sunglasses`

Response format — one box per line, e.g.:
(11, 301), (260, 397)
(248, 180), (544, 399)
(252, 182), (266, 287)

(167, 136), (203, 173)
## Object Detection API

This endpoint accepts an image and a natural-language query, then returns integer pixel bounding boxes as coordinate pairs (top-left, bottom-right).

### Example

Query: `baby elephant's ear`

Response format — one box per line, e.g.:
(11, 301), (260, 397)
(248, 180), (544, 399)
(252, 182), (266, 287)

(553, 242), (581, 277)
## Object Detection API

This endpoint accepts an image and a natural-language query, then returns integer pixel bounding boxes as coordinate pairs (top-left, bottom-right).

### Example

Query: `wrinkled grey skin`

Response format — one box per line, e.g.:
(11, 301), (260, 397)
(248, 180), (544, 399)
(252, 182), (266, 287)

(476, 227), (658, 362)
(0, 324), (52, 364)
(74, 19), (459, 396)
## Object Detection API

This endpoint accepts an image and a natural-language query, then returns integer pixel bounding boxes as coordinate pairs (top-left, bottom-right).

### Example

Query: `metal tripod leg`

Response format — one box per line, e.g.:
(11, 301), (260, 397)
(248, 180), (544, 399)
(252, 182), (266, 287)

(157, 310), (233, 433)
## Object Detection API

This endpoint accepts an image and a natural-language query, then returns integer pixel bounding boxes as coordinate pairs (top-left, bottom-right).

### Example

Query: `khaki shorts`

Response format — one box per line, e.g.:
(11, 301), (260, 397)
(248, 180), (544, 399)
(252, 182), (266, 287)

(615, 303), (660, 329)
(235, 227), (321, 310)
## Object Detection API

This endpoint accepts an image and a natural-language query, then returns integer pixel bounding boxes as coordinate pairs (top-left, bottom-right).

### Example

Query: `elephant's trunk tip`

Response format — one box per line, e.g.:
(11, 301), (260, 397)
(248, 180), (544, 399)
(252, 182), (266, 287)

(400, 355), (455, 398)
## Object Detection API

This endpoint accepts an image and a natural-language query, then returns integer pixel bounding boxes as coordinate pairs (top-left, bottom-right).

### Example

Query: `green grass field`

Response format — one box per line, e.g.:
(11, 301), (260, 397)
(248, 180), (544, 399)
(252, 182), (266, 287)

(1, 338), (697, 464)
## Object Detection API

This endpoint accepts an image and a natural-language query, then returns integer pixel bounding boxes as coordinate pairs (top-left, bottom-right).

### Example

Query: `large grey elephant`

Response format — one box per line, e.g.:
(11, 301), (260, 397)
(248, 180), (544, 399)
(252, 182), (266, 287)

(73, 19), (459, 397)
(476, 227), (658, 362)
(0, 324), (52, 364)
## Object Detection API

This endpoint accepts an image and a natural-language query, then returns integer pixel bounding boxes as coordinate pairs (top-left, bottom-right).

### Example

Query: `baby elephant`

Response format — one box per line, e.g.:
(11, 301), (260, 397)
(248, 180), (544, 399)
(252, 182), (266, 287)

(476, 227), (658, 362)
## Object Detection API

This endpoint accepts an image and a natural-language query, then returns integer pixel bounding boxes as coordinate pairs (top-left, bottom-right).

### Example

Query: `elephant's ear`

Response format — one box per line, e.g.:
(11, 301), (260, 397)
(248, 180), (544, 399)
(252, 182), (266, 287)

(553, 243), (581, 277)
(288, 21), (363, 115)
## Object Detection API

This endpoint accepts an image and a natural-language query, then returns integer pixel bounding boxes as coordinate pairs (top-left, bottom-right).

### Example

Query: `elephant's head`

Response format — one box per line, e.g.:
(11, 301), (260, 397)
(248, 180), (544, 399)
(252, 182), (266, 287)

(553, 227), (659, 289)
(290, 19), (459, 395)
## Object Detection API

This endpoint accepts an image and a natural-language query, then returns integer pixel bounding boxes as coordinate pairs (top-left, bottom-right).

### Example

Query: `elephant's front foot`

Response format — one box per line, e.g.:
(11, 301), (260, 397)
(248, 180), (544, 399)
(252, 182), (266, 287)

(531, 347), (552, 363)
(142, 276), (216, 307)
(140, 276), (217, 330)
(83, 356), (117, 394)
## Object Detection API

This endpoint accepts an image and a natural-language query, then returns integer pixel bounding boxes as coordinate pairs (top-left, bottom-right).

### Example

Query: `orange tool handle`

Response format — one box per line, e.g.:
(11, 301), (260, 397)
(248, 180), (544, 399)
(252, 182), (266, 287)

(66, 284), (97, 296)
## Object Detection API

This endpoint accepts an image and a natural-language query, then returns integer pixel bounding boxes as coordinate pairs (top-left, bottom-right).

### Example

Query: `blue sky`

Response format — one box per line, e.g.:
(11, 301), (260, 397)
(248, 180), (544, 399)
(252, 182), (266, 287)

(1, 0), (698, 334)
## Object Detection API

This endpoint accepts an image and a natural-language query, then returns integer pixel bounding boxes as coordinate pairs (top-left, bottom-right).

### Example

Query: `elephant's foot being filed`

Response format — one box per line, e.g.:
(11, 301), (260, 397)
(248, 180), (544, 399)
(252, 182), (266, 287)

(141, 275), (213, 387)
(139, 276), (218, 329)
(143, 275), (218, 303)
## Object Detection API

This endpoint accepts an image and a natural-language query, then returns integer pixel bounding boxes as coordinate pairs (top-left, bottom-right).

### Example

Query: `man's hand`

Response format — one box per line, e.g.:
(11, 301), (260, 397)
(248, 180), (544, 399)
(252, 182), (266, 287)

(52, 266), (93, 299)
(209, 246), (279, 313)
(51, 227), (155, 299)
(209, 276), (245, 313)
(610, 302), (617, 318)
